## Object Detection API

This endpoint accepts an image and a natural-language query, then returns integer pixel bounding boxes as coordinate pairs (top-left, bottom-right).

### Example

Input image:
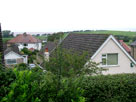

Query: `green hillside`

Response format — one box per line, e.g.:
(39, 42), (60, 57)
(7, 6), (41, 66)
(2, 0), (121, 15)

(73, 30), (136, 37)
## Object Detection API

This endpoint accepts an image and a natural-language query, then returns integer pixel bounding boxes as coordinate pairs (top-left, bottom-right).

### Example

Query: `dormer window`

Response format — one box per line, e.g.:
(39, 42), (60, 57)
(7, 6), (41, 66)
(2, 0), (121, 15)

(102, 53), (118, 66)
(24, 43), (28, 46)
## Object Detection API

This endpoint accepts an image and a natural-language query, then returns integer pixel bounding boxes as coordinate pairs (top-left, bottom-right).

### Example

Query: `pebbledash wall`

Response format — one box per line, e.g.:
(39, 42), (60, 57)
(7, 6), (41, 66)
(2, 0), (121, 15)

(92, 39), (136, 75)
(17, 43), (42, 51)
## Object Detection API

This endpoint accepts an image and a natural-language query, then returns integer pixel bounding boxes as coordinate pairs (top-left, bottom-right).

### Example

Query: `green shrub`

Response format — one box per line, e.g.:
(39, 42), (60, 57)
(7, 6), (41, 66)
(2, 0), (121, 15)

(36, 72), (85, 102)
(1, 69), (85, 102)
(1, 69), (41, 102)
(0, 68), (16, 99)
(81, 74), (136, 102)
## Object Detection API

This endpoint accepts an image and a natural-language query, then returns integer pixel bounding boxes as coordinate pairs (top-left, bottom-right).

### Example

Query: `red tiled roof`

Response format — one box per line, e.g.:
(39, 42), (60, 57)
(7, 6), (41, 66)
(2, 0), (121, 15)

(119, 40), (131, 53)
(8, 34), (41, 43)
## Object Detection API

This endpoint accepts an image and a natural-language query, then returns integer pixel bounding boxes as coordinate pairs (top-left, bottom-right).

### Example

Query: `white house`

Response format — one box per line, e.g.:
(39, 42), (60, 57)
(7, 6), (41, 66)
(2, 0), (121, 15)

(8, 33), (42, 51)
(4, 44), (28, 67)
(90, 35), (136, 75)
(48, 33), (136, 75)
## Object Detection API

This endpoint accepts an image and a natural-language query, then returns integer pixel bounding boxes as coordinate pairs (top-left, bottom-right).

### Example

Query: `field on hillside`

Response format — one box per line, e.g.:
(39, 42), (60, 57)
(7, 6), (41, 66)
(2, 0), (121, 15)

(3, 38), (13, 43)
(74, 30), (136, 37)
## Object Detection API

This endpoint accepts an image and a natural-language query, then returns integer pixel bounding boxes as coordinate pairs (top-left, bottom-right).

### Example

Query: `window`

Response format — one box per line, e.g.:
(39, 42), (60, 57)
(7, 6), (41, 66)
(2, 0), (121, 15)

(6, 59), (17, 65)
(24, 44), (28, 46)
(102, 53), (118, 66)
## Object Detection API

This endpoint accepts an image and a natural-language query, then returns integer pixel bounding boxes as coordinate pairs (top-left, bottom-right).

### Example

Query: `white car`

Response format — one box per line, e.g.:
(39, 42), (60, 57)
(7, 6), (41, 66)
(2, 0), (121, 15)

(29, 64), (36, 69)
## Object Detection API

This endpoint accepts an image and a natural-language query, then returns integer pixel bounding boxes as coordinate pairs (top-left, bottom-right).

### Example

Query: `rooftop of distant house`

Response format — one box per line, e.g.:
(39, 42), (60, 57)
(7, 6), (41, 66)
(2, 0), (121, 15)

(8, 33), (41, 43)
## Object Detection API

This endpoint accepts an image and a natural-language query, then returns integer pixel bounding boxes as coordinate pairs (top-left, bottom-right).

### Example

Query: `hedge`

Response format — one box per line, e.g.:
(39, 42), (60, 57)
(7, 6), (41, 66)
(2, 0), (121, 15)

(81, 74), (136, 102)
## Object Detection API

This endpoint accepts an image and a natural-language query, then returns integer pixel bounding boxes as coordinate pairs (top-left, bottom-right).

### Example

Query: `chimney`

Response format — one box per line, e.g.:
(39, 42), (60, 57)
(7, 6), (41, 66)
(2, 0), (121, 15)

(44, 48), (49, 61)
(130, 41), (136, 60)
(0, 23), (5, 67)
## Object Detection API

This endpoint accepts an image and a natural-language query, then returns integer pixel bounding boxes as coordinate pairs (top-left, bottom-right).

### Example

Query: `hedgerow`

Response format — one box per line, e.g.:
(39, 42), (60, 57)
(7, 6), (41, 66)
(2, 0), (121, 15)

(81, 74), (136, 102)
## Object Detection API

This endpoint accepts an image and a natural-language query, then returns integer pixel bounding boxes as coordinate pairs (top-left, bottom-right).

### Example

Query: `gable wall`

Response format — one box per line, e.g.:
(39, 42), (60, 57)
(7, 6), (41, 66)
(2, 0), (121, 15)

(92, 39), (136, 75)
(4, 51), (25, 66)
(5, 51), (23, 59)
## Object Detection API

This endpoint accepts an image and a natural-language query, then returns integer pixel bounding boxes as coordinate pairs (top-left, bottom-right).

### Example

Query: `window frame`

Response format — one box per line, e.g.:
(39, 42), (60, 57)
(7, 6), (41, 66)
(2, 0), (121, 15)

(6, 59), (17, 65)
(101, 53), (118, 66)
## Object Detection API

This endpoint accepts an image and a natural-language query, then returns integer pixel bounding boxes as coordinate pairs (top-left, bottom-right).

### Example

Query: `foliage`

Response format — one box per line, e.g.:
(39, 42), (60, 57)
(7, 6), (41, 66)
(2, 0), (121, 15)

(1, 68), (85, 102)
(47, 32), (64, 42)
(14, 63), (29, 70)
(36, 72), (85, 102)
(81, 74), (136, 102)
(0, 68), (16, 99)
(1, 69), (41, 102)
(2, 30), (14, 38)
(21, 48), (38, 63)
(45, 48), (103, 77)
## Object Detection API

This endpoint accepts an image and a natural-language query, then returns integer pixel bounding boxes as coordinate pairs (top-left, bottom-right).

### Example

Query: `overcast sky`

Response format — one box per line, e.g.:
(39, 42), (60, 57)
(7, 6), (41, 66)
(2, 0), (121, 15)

(0, 0), (136, 32)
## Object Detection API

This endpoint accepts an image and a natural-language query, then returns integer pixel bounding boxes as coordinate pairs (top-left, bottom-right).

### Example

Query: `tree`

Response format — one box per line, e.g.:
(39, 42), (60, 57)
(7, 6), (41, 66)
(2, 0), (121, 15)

(47, 32), (64, 42)
(2, 30), (13, 38)
(44, 48), (103, 78)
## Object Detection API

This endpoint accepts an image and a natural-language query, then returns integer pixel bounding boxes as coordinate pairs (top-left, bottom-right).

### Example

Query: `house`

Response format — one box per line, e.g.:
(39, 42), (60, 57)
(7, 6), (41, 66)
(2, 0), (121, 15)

(130, 40), (136, 60)
(44, 33), (136, 75)
(8, 33), (42, 51)
(4, 44), (28, 67)
(119, 40), (131, 54)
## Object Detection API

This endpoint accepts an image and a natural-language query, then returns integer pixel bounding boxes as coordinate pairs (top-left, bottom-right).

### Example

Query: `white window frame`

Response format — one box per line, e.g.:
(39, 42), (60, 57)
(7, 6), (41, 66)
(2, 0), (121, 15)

(101, 53), (119, 67)
(6, 59), (17, 65)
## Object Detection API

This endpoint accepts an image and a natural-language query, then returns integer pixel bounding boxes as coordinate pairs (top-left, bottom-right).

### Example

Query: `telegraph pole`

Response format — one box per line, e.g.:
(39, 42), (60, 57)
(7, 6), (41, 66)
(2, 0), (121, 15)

(0, 23), (5, 68)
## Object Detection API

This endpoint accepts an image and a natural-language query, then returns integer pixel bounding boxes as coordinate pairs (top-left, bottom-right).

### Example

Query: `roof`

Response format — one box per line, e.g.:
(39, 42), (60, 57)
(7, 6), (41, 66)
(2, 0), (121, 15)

(4, 44), (20, 55)
(91, 35), (136, 65)
(130, 40), (136, 46)
(119, 40), (131, 53)
(8, 34), (41, 43)
(40, 41), (58, 55)
(60, 33), (109, 57)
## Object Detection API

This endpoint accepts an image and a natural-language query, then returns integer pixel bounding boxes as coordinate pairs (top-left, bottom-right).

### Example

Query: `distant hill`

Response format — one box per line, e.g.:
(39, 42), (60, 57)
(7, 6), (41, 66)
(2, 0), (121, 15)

(14, 32), (54, 36)
(71, 30), (136, 37)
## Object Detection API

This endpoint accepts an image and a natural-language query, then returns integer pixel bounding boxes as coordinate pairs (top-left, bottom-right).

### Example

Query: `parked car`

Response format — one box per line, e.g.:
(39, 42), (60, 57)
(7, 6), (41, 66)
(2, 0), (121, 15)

(29, 64), (36, 69)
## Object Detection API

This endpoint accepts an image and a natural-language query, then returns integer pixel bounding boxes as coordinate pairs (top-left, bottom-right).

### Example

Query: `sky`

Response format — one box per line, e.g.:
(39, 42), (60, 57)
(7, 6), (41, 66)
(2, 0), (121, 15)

(0, 0), (136, 32)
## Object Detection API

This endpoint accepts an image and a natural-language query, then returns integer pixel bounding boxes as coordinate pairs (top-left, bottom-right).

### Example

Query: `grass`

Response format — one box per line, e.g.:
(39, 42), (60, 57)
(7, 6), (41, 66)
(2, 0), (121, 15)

(3, 37), (13, 43)
(74, 30), (136, 37)
(36, 36), (47, 40)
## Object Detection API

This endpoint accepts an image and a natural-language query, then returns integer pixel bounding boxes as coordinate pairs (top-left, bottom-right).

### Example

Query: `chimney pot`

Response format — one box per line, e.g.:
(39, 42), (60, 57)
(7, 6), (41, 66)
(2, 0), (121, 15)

(45, 48), (48, 52)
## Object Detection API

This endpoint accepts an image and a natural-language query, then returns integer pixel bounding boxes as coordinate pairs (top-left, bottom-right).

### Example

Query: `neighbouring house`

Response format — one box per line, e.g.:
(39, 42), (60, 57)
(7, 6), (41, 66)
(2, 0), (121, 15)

(44, 33), (136, 75)
(130, 40), (136, 60)
(39, 41), (58, 63)
(119, 40), (131, 54)
(7, 33), (42, 51)
(40, 41), (58, 55)
(4, 44), (28, 67)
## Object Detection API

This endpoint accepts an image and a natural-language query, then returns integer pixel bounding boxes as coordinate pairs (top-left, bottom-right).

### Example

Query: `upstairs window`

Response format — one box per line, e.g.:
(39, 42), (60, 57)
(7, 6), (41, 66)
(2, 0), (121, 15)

(24, 44), (28, 46)
(6, 59), (17, 65)
(102, 53), (118, 66)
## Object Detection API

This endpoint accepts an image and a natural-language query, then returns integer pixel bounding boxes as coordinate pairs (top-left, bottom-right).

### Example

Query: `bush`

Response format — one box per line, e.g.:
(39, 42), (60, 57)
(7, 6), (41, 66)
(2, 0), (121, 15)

(45, 48), (103, 77)
(1, 69), (42, 102)
(1, 69), (85, 102)
(0, 68), (16, 99)
(81, 74), (136, 102)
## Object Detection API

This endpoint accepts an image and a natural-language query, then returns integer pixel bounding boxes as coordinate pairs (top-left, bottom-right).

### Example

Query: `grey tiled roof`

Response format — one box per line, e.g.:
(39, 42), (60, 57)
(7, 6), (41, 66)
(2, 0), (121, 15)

(40, 41), (58, 55)
(130, 41), (136, 46)
(60, 33), (110, 57)
(4, 44), (20, 55)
